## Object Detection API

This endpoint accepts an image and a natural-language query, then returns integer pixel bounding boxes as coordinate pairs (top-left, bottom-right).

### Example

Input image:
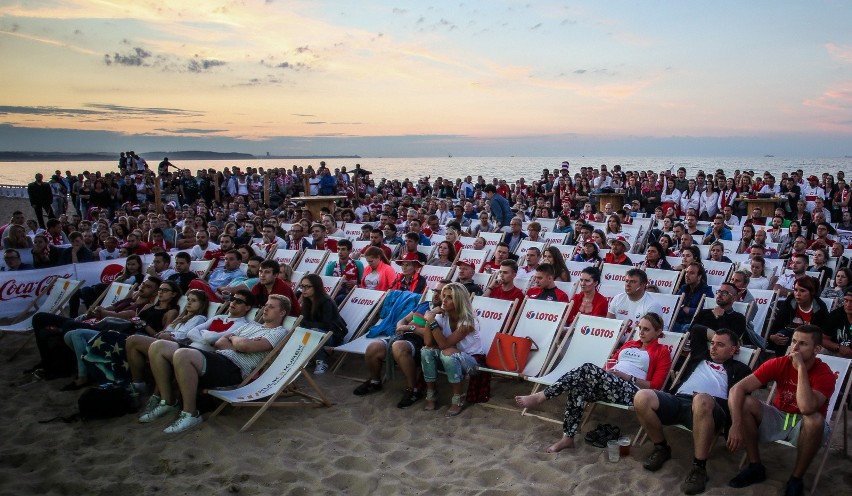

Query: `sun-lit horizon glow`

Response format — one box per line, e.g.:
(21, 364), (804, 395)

(1, 1), (851, 156)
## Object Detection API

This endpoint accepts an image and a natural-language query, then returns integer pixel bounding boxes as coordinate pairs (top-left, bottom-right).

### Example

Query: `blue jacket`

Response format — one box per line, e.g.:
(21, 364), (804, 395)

(489, 193), (513, 228)
(366, 290), (422, 338)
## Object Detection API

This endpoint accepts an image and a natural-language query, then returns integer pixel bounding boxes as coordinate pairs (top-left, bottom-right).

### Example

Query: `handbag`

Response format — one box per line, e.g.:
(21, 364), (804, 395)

(485, 334), (538, 373)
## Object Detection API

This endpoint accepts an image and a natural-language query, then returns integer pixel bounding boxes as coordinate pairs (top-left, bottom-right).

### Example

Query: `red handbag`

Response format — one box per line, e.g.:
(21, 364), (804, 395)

(485, 334), (538, 373)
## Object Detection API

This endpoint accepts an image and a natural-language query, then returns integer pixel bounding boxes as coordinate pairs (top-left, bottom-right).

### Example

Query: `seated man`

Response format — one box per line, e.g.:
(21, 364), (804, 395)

(166, 252), (198, 294)
(189, 230), (219, 261)
(146, 251), (176, 280)
(308, 223), (338, 251)
(527, 263), (569, 302)
(691, 281), (747, 343)
(608, 268), (665, 332)
(250, 260), (299, 314)
(139, 293), (291, 433)
(726, 324), (836, 496)
(455, 260), (483, 296)
(188, 249), (246, 302)
(326, 239), (364, 304)
(519, 246), (541, 276)
(634, 327), (752, 494)
(354, 280), (447, 408)
(397, 233), (428, 264)
(483, 259), (525, 307)
(184, 289), (253, 351)
(673, 263), (714, 333)
(604, 236), (633, 266)
(480, 242), (510, 273)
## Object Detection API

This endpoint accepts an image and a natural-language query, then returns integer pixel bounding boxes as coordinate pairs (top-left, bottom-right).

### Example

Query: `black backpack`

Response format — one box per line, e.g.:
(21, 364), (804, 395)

(78, 385), (134, 419)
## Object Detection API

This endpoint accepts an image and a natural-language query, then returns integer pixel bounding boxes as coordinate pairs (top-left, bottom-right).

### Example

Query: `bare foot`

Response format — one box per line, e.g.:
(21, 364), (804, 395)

(546, 436), (575, 453)
(515, 391), (547, 409)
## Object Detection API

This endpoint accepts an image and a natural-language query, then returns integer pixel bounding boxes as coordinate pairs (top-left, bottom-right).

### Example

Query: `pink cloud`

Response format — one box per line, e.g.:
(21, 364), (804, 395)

(826, 43), (852, 63)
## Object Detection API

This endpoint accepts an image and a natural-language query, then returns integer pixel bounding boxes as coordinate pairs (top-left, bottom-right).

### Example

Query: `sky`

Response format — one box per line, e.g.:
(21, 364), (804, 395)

(1, 1), (851, 157)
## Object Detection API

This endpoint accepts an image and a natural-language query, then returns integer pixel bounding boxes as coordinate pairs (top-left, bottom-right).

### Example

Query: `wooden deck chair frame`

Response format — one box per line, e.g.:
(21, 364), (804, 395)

(329, 288), (387, 380)
(739, 355), (851, 495)
(86, 281), (134, 311)
(519, 315), (626, 423)
(318, 275), (344, 300)
(206, 324), (338, 432)
(190, 260), (214, 280)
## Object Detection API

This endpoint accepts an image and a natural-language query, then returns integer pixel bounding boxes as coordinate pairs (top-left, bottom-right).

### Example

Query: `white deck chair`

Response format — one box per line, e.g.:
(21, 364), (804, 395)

(541, 231), (568, 245)
(748, 288), (778, 338)
(190, 260), (214, 280)
(565, 260), (595, 279)
(86, 280), (134, 310)
(478, 232), (505, 253)
(703, 260), (733, 286)
(648, 292), (684, 332)
(478, 298), (571, 380)
(554, 280), (576, 298)
(515, 239), (546, 259)
(177, 295), (188, 313)
(600, 263), (632, 286)
(647, 268), (681, 294)
(318, 275), (343, 299)
(270, 248), (300, 267)
(206, 326), (331, 432)
(552, 245), (577, 263)
(416, 244), (436, 260)
(0, 277), (83, 332)
(471, 296), (516, 354)
(419, 265), (454, 291)
(451, 271), (493, 295)
(294, 249), (330, 274)
(626, 253), (646, 268)
(456, 248), (490, 273)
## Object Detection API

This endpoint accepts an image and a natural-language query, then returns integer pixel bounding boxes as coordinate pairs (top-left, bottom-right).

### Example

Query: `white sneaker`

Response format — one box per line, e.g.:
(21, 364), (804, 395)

(138, 399), (178, 423)
(139, 394), (161, 416)
(164, 411), (203, 434)
(314, 360), (328, 375)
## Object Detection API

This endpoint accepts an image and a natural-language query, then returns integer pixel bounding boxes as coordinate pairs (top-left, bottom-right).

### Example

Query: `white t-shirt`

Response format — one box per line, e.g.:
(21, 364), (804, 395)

(190, 242), (220, 261)
(435, 313), (484, 355)
(363, 271), (379, 290)
(99, 248), (121, 261)
(612, 347), (650, 380)
(676, 360), (729, 399)
(608, 292), (666, 332)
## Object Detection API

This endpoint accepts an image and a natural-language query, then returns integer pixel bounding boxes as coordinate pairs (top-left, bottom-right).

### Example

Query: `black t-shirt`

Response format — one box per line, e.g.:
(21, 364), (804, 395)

(825, 307), (852, 347)
(168, 271), (199, 294)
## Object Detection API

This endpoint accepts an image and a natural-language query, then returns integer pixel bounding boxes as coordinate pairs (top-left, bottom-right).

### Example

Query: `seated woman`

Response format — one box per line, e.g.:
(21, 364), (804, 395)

(766, 276), (830, 356)
(422, 282), (484, 417)
(822, 267), (852, 309)
(62, 278), (179, 390)
(747, 255), (771, 290)
(74, 254), (145, 317)
(641, 241), (672, 270)
(515, 312), (670, 453)
(128, 289), (211, 412)
(360, 246), (396, 291)
(542, 246), (571, 282)
(673, 245), (700, 272)
(426, 240), (456, 267)
(573, 239), (602, 264)
(807, 246), (833, 293)
(300, 273), (347, 375)
(566, 266), (608, 323)
(706, 241), (733, 264)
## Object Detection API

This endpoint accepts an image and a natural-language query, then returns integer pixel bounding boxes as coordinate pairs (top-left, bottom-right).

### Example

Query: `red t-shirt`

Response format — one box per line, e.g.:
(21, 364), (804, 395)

(527, 286), (569, 303)
(314, 238), (338, 252)
(566, 291), (609, 324)
(480, 261), (501, 273)
(753, 356), (836, 417)
(488, 285), (525, 307)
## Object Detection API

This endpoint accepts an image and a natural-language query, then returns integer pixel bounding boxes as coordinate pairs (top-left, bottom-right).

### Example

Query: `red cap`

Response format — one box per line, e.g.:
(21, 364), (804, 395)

(394, 252), (424, 266)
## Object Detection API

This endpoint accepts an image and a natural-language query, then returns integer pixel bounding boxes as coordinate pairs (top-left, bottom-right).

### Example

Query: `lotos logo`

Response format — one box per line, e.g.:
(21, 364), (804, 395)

(476, 309), (504, 320)
(304, 257), (320, 263)
(755, 297), (768, 304)
(579, 325), (615, 338)
(661, 306), (671, 314)
(100, 264), (124, 284)
(653, 279), (674, 288)
(525, 310), (559, 322)
(426, 275), (442, 282)
(706, 269), (726, 276)
(350, 297), (375, 306)
(0, 274), (72, 301)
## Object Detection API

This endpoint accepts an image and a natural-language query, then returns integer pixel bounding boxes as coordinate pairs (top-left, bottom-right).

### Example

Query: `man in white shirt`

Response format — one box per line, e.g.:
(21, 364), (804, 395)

(608, 268), (666, 332)
(722, 205), (740, 227)
(146, 252), (176, 280)
(99, 236), (121, 260)
(189, 230), (219, 261)
(757, 175), (781, 196)
(800, 175), (825, 213)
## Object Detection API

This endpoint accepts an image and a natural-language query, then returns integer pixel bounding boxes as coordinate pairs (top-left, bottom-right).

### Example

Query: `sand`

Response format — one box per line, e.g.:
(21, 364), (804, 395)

(0, 333), (849, 496)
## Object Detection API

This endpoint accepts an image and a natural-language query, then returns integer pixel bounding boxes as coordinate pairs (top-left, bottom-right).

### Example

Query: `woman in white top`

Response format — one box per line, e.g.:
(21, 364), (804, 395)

(747, 255), (771, 290)
(126, 289), (211, 408)
(660, 178), (682, 216)
(699, 181), (719, 220)
(422, 282), (483, 417)
(678, 179), (701, 215)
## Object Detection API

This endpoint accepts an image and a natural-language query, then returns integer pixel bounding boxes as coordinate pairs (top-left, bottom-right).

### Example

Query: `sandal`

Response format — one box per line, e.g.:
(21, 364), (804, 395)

(423, 389), (437, 411)
(445, 394), (465, 418)
(583, 423), (612, 444)
(590, 424), (621, 448)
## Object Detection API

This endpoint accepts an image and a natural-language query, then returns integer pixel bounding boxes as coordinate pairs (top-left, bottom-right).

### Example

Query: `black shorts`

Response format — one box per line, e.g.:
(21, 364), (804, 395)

(654, 392), (728, 430)
(198, 350), (243, 389)
(384, 333), (425, 362)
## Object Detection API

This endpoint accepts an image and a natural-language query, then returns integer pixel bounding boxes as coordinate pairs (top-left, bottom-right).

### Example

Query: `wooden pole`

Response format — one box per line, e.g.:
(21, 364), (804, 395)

(214, 175), (220, 203)
(153, 174), (163, 214)
(263, 174), (270, 206)
(303, 173), (310, 198)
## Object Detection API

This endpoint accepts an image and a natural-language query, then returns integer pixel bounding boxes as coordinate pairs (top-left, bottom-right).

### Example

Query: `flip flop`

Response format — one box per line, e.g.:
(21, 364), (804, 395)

(584, 423), (612, 444)
(590, 425), (621, 448)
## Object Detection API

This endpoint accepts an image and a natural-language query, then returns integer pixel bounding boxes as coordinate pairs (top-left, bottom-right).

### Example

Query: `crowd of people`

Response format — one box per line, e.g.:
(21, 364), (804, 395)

(4, 156), (851, 496)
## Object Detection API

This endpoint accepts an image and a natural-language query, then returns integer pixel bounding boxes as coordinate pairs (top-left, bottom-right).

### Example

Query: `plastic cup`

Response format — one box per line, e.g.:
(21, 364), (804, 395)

(607, 439), (620, 462)
(618, 437), (631, 457)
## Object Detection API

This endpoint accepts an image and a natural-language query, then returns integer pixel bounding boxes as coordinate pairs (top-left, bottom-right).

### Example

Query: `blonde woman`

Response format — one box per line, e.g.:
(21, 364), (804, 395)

(422, 282), (484, 417)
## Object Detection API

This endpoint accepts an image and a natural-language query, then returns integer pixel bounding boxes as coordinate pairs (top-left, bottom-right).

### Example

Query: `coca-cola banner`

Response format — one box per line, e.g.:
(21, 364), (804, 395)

(0, 265), (75, 318)
(73, 258), (128, 287)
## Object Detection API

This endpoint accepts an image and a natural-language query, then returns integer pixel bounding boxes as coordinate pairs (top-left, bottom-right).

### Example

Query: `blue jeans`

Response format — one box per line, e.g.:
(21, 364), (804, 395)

(63, 328), (98, 378)
(421, 348), (479, 384)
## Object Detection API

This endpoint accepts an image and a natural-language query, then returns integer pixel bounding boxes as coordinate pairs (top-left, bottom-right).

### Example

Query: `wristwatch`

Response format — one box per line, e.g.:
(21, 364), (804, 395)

(630, 375), (637, 384)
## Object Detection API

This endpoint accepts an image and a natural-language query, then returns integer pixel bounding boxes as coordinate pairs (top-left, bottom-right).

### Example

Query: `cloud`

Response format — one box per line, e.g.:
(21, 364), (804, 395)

(574, 69), (586, 74)
(803, 82), (852, 111)
(104, 47), (151, 66)
(0, 104), (201, 120)
(304, 121), (326, 125)
(187, 58), (226, 72)
(392, 8), (407, 15)
(292, 113), (316, 117)
(154, 128), (226, 134)
(0, 105), (101, 117)
(86, 104), (200, 116)
(826, 43), (852, 63)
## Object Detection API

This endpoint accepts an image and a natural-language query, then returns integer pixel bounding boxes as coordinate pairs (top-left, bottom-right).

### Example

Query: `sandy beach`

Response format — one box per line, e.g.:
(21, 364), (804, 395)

(0, 329), (849, 496)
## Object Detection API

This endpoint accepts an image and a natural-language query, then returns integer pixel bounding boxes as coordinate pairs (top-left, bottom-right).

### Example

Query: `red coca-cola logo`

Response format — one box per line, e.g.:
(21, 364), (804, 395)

(100, 264), (124, 284)
(0, 274), (72, 301)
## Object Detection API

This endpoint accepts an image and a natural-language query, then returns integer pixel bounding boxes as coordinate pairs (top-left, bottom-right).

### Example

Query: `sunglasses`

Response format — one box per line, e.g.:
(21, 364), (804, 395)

(231, 298), (248, 305)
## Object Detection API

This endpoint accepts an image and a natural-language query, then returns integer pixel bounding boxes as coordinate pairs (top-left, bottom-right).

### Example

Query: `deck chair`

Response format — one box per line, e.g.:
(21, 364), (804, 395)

(471, 296), (517, 352)
(294, 249), (330, 274)
(565, 260), (595, 279)
(0, 277), (83, 332)
(206, 325), (331, 432)
(270, 248), (300, 267)
(330, 290), (419, 381)
(419, 265), (454, 291)
(318, 275), (343, 300)
(748, 288), (778, 338)
(455, 248), (490, 273)
(89, 281), (134, 310)
(648, 293), (684, 332)
(479, 298), (571, 380)
(328, 288), (386, 378)
(703, 260), (734, 286)
(515, 239), (546, 259)
(478, 232), (505, 253)
(646, 268), (681, 294)
(451, 271), (493, 295)
(190, 260), (214, 280)
(600, 263), (632, 285)
(521, 315), (625, 422)
(541, 231), (568, 245)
